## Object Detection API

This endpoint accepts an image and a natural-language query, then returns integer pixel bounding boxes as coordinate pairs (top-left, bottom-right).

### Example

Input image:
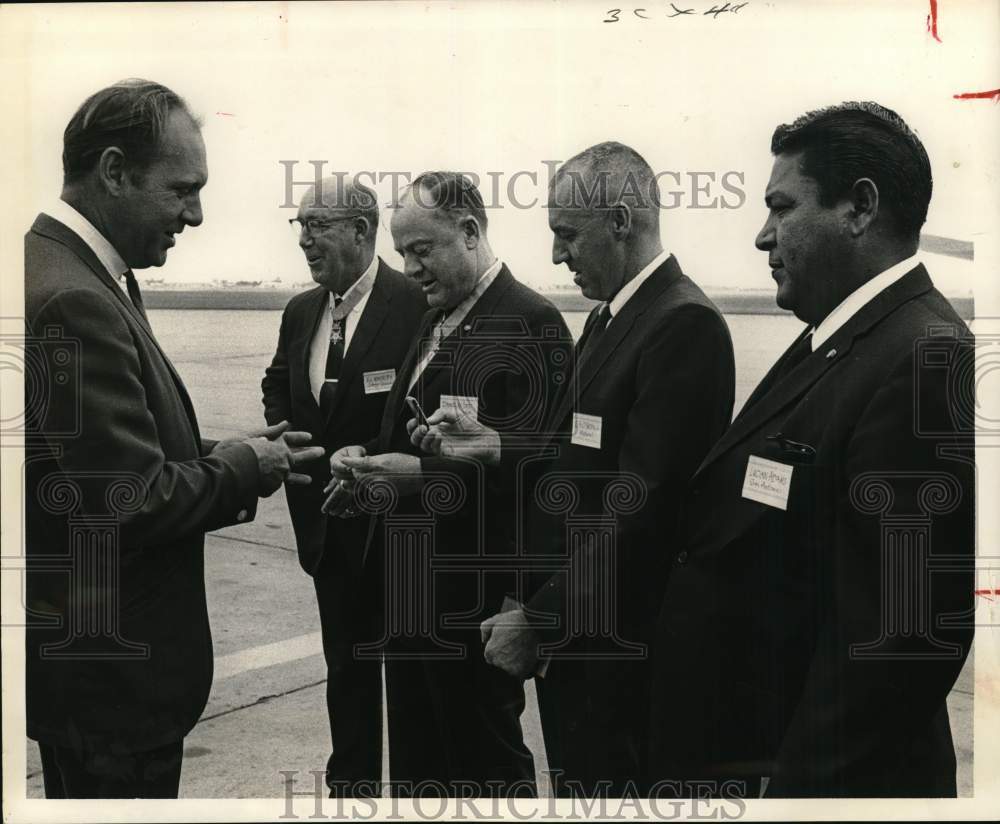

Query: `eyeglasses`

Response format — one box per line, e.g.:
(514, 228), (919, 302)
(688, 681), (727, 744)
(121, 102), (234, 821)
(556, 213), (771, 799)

(288, 215), (361, 237)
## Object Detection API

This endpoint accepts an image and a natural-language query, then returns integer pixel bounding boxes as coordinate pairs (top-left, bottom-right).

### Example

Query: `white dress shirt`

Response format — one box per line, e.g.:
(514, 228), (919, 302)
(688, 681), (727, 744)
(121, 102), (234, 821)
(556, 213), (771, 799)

(44, 199), (132, 300)
(407, 258), (503, 390)
(811, 253), (922, 351)
(602, 249), (671, 323)
(308, 256), (378, 403)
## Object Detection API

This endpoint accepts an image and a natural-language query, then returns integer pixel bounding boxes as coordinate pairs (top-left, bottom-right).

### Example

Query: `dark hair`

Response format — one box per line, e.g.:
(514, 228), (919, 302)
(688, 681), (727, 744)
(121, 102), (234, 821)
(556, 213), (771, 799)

(62, 78), (200, 185)
(771, 101), (931, 240)
(409, 171), (488, 230)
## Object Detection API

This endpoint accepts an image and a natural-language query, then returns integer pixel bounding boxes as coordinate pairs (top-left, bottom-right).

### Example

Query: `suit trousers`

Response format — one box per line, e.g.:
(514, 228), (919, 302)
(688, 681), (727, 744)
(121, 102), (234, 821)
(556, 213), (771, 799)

(38, 739), (184, 798)
(386, 648), (536, 797)
(536, 657), (650, 798)
(313, 550), (384, 796)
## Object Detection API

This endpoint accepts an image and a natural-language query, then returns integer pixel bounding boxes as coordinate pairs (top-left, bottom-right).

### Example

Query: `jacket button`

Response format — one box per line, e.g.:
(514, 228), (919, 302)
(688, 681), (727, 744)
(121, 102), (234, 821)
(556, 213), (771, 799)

(236, 509), (248, 522)
(676, 551), (689, 565)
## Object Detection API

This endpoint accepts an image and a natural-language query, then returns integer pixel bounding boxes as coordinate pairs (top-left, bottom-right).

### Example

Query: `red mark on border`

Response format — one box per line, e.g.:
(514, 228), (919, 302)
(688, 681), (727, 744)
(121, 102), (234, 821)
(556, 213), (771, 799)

(216, 111), (236, 117)
(926, 0), (941, 43)
(953, 89), (1000, 102)
(975, 589), (1000, 600)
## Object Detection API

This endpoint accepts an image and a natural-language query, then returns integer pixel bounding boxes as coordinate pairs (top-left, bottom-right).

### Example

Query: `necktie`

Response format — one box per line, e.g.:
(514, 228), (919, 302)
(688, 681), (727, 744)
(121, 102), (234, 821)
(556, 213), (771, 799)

(123, 270), (148, 322)
(320, 296), (345, 413)
(774, 331), (814, 383)
(579, 303), (611, 363)
(736, 331), (814, 420)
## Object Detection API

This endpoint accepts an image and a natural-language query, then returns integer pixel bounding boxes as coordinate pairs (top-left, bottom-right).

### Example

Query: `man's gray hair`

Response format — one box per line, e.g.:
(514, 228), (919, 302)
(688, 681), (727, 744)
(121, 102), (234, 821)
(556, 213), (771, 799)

(552, 141), (661, 225)
(305, 176), (380, 233)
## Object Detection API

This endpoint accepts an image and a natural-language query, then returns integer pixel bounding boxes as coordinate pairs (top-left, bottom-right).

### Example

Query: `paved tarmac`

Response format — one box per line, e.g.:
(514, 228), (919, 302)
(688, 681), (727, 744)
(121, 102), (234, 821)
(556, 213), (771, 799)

(23, 309), (976, 798)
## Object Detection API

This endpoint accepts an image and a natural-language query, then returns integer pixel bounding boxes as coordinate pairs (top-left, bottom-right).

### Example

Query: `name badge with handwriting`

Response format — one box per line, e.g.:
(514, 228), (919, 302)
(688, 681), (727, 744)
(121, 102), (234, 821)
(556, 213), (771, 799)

(363, 368), (396, 394)
(742, 455), (793, 511)
(440, 394), (479, 419)
(571, 413), (603, 449)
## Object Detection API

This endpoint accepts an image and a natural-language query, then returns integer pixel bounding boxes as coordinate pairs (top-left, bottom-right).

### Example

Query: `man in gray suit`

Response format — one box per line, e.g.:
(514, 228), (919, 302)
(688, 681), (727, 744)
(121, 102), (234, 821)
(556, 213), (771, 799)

(25, 78), (322, 798)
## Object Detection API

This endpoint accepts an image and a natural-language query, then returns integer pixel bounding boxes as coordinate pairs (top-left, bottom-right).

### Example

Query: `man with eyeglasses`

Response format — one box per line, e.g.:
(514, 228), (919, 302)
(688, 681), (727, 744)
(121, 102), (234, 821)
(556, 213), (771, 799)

(261, 177), (426, 796)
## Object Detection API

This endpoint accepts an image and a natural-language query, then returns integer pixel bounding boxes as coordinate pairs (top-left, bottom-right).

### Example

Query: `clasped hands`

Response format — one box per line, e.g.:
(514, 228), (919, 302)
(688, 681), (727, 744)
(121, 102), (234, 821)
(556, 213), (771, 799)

(320, 406), (502, 517)
(320, 447), (424, 516)
(212, 420), (325, 497)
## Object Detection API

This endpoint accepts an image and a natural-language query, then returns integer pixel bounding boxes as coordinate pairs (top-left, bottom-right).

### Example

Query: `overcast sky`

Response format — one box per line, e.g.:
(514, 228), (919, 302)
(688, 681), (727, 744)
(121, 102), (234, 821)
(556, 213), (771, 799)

(4, 1), (998, 299)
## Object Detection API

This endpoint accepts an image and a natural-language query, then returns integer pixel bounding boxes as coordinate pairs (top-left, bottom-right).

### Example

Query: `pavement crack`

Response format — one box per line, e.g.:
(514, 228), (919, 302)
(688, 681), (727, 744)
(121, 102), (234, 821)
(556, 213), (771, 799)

(199, 679), (327, 725)
(209, 533), (297, 553)
(26, 681), (328, 784)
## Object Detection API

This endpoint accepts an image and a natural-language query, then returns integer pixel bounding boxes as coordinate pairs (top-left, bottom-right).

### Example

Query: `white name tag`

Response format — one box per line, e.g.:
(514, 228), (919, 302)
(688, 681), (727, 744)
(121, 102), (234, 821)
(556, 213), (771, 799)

(440, 394), (479, 420)
(742, 455), (794, 511)
(570, 413), (603, 449)
(363, 368), (396, 394)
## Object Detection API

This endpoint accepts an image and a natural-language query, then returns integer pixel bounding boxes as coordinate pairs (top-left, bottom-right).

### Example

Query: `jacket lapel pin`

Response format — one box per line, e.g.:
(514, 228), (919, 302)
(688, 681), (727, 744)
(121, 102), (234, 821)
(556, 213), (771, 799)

(826, 348), (837, 359)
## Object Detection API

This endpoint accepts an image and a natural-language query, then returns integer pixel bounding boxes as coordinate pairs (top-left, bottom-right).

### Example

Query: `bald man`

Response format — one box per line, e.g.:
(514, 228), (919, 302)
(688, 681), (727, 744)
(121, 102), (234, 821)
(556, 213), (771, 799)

(468, 142), (736, 796)
(261, 177), (426, 795)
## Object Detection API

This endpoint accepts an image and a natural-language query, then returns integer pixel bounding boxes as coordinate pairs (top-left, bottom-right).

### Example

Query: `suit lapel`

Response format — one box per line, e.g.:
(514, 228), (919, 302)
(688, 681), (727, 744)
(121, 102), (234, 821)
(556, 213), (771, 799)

(410, 267), (515, 399)
(548, 304), (600, 418)
(280, 286), (328, 426)
(547, 256), (682, 431)
(325, 261), (393, 426)
(737, 325), (814, 417)
(35, 214), (150, 332)
(32, 214), (203, 440)
(376, 308), (438, 450)
(695, 265), (936, 476)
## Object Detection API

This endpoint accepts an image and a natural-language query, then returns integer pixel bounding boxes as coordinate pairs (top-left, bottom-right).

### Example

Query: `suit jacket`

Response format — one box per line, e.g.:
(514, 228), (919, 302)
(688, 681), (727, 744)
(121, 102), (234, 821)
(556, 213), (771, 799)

(525, 255), (736, 652)
(24, 212), (261, 753)
(363, 265), (573, 645)
(649, 265), (975, 797)
(261, 260), (426, 576)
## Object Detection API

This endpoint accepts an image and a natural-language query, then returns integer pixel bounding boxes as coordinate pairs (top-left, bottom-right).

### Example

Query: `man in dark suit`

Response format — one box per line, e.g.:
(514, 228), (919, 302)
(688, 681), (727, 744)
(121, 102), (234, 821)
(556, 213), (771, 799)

(261, 177), (426, 795)
(649, 102), (975, 797)
(324, 172), (572, 796)
(415, 143), (736, 797)
(24, 79), (323, 798)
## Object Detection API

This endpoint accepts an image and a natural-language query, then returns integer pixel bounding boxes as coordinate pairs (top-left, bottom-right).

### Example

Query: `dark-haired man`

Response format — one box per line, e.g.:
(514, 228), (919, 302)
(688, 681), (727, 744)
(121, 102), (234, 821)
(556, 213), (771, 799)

(25, 79), (323, 798)
(261, 177), (426, 795)
(326, 172), (572, 795)
(649, 102), (975, 797)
